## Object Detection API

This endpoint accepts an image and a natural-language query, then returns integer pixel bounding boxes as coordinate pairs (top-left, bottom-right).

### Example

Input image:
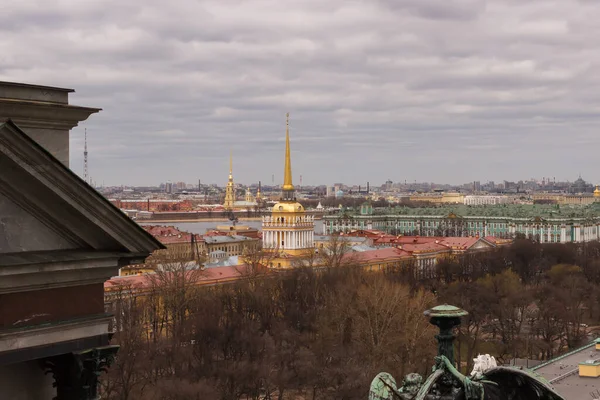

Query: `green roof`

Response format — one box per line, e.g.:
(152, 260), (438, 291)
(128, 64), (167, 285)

(424, 304), (469, 318)
(579, 360), (600, 366)
(331, 204), (600, 220)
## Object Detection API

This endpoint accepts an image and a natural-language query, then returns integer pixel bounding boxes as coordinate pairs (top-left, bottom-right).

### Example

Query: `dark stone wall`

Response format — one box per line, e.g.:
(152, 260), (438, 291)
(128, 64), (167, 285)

(0, 283), (105, 328)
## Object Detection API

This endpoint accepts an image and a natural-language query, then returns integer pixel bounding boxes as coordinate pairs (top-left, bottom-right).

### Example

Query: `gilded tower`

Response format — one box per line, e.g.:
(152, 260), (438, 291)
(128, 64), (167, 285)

(245, 187), (255, 203)
(262, 113), (315, 267)
(223, 151), (235, 209)
(256, 181), (262, 201)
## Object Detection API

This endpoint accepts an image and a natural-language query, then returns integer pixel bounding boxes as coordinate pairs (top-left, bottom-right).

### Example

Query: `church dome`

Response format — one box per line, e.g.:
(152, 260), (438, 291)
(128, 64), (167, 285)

(272, 202), (304, 213)
(594, 186), (600, 197)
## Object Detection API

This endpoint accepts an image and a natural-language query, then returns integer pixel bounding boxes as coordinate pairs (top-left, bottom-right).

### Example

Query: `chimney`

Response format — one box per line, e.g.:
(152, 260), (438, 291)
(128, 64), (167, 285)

(0, 81), (100, 167)
(579, 359), (600, 378)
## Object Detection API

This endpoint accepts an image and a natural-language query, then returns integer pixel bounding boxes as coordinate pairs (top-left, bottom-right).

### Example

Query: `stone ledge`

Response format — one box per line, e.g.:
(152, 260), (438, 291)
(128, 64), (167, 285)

(0, 314), (111, 354)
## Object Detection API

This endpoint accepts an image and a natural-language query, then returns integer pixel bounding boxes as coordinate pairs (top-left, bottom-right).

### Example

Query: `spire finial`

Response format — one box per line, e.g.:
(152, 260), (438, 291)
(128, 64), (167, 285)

(283, 112), (294, 192)
(228, 150), (234, 183)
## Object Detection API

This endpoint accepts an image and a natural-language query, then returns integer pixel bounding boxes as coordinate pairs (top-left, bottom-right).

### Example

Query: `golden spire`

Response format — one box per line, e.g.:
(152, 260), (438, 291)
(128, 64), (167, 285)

(282, 112), (294, 191)
(228, 150), (233, 180)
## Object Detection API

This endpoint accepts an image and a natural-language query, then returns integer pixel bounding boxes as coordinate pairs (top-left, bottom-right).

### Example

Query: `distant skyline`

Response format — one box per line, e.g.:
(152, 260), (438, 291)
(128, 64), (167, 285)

(3, 0), (600, 186)
(111, 175), (593, 189)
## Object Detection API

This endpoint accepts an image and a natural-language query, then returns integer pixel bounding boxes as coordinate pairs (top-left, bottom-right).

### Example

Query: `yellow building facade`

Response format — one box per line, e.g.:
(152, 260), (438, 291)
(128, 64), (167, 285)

(262, 113), (315, 268)
(409, 192), (465, 204)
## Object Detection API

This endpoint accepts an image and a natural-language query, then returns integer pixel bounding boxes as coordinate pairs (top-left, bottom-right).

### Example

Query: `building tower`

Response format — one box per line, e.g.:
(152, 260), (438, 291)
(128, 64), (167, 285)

(256, 181), (262, 201)
(245, 186), (255, 203)
(262, 113), (314, 266)
(223, 151), (235, 209)
(83, 128), (88, 184)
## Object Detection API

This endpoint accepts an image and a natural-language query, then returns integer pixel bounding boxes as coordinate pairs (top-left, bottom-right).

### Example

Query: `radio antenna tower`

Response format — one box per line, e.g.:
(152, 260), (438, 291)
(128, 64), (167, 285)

(84, 128), (89, 184)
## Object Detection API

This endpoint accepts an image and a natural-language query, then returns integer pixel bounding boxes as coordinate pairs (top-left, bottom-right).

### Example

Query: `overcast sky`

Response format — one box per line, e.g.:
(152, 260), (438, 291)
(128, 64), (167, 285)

(2, 0), (600, 187)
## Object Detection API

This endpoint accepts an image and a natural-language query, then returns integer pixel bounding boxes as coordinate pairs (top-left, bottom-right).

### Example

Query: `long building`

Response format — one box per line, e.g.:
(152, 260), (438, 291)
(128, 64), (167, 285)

(324, 203), (600, 243)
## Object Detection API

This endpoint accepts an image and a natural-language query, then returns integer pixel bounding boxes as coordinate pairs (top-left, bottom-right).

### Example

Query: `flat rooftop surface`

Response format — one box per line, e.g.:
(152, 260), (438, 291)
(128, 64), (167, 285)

(534, 342), (600, 399)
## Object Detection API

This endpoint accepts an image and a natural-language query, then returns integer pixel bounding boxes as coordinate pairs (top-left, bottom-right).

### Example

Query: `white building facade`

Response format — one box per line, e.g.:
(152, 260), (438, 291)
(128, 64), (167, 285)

(262, 214), (315, 251)
(464, 195), (512, 206)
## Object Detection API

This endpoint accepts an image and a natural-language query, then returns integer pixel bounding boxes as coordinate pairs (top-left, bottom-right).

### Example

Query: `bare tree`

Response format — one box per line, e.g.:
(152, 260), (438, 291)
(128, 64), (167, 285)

(102, 283), (151, 400)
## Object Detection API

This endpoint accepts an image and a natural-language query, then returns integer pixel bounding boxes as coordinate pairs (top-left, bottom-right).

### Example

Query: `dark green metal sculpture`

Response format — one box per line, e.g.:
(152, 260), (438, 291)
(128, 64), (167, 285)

(43, 345), (119, 400)
(369, 305), (565, 400)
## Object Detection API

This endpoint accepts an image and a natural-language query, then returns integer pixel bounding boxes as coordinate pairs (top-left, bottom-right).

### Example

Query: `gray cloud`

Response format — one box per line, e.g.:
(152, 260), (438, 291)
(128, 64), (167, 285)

(2, 0), (600, 186)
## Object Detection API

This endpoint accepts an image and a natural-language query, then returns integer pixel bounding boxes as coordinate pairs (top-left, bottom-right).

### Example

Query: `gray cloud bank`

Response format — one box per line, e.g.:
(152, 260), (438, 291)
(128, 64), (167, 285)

(1, 0), (599, 186)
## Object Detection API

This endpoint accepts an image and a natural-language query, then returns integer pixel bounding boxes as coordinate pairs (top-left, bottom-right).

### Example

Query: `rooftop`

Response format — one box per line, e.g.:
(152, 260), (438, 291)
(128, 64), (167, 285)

(141, 225), (204, 244)
(204, 235), (256, 244)
(105, 264), (250, 291)
(533, 339), (600, 399)
(0, 80), (74, 92)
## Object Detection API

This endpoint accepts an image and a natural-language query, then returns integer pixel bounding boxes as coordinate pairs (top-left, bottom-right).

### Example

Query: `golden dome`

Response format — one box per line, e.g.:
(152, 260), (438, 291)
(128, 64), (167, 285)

(272, 201), (304, 213)
(594, 186), (600, 197)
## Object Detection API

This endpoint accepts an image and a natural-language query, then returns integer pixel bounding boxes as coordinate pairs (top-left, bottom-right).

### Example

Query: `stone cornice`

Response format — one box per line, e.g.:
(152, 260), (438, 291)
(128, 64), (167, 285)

(0, 99), (100, 130)
(0, 251), (133, 294)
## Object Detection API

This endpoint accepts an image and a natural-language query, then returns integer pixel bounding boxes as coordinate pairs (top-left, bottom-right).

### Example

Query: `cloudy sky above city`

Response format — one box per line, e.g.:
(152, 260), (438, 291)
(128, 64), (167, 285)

(2, 0), (600, 186)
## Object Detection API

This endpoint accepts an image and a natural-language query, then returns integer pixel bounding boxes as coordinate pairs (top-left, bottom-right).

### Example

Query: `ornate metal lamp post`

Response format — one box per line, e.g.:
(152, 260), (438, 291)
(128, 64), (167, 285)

(423, 304), (468, 366)
(369, 304), (565, 400)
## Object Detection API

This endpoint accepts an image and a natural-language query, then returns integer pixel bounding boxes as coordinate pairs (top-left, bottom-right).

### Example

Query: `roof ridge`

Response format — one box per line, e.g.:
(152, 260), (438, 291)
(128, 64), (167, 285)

(532, 340), (597, 371)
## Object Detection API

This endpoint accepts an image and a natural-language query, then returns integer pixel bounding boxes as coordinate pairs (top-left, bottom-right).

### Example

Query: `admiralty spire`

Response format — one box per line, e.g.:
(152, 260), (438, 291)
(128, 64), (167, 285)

(262, 113), (315, 268)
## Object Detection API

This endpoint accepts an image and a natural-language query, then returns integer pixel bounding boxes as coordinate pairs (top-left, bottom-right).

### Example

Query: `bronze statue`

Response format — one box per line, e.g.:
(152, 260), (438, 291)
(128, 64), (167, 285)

(369, 305), (564, 400)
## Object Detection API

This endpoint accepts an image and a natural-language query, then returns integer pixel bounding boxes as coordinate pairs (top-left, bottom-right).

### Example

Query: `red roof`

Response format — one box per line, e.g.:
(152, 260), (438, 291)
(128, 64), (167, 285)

(348, 247), (412, 263)
(142, 225), (204, 245)
(105, 265), (250, 291)
(394, 236), (441, 244)
(343, 230), (502, 253)
(439, 237), (480, 250)
(400, 242), (449, 253)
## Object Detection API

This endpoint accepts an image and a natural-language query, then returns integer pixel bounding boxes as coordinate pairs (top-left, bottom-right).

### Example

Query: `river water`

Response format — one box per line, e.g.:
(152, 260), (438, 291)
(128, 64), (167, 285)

(139, 219), (324, 235)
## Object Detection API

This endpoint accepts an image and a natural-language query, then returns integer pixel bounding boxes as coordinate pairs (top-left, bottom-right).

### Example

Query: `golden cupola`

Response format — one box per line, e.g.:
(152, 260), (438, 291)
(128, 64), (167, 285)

(594, 185), (600, 198)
